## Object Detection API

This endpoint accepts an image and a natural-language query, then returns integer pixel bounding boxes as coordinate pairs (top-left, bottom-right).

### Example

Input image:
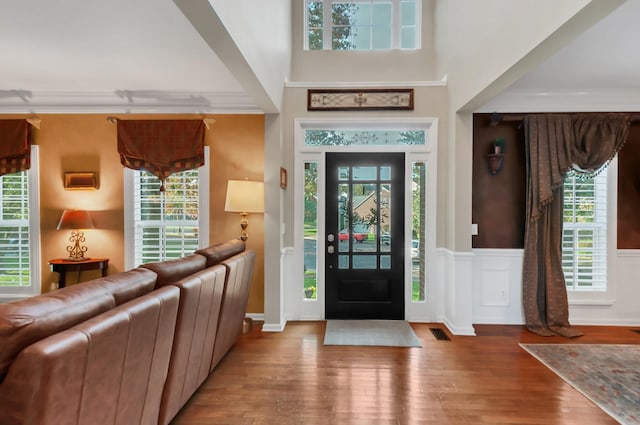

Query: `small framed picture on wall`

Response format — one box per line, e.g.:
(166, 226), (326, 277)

(280, 167), (287, 189)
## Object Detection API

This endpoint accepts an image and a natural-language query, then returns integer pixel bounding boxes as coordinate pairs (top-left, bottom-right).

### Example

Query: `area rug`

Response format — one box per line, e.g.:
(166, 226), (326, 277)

(324, 320), (421, 347)
(520, 344), (640, 425)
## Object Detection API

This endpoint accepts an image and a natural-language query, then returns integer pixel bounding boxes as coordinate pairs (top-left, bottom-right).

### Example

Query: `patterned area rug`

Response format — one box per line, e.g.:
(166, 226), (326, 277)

(520, 344), (640, 424)
(324, 320), (422, 347)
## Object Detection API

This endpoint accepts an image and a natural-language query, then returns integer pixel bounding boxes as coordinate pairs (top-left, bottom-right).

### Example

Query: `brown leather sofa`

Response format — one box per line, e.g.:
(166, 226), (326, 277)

(0, 239), (255, 425)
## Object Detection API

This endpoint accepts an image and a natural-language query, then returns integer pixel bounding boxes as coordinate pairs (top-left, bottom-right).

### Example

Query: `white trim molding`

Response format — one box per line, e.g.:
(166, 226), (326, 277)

(286, 78), (447, 89)
(0, 90), (263, 114)
(440, 249), (476, 336)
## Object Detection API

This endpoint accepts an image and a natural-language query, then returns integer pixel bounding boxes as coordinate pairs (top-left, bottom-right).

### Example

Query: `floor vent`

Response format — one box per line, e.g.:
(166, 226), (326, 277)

(430, 328), (451, 341)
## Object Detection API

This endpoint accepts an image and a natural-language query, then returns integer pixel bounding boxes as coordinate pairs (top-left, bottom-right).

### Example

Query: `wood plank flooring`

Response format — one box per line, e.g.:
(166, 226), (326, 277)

(171, 322), (639, 425)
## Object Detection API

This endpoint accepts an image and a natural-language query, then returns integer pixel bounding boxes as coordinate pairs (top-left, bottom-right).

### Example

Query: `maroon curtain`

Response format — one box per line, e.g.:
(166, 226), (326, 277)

(0, 120), (30, 177)
(117, 120), (205, 191)
(522, 114), (630, 337)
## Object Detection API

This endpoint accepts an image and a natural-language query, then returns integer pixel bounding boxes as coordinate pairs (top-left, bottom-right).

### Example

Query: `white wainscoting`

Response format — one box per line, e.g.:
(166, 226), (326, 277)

(471, 249), (525, 325)
(471, 248), (640, 326)
(439, 248), (476, 336)
(570, 249), (640, 326)
(278, 247), (640, 333)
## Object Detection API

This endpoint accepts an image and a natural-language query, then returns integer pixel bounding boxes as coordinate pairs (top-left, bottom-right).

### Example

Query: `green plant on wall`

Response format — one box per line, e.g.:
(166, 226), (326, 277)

(492, 137), (505, 154)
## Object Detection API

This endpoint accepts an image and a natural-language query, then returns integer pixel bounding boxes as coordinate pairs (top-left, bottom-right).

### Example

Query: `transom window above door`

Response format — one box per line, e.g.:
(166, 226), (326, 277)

(305, 0), (420, 50)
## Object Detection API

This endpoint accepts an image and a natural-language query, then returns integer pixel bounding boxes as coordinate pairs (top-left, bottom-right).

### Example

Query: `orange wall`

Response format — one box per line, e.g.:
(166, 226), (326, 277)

(3, 113), (265, 313)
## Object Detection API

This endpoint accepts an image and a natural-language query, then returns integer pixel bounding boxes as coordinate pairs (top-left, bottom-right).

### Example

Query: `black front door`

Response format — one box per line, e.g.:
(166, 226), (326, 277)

(325, 152), (405, 319)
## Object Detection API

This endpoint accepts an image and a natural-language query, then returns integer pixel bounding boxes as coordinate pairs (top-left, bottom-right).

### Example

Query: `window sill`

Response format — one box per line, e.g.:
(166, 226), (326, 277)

(568, 298), (615, 307)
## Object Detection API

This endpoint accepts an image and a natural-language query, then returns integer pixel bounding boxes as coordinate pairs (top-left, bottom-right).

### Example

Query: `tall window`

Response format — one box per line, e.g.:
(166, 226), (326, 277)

(0, 146), (40, 300)
(306, 0), (419, 50)
(411, 161), (425, 301)
(562, 169), (608, 291)
(124, 147), (209, 268)
(303, 161), (319, 300)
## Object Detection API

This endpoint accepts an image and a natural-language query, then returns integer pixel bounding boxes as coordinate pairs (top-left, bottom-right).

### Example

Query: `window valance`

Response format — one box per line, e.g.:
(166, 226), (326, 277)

(0, 119), (31, 177)
(117, 119), (206, 191)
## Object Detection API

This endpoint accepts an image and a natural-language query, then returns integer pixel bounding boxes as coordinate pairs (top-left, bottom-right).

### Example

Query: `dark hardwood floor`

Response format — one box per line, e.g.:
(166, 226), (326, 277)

(171, 322), (639, 425)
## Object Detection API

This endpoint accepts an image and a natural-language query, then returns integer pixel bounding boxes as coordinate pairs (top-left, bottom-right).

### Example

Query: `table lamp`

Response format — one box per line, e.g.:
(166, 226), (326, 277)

(224, 180), (264, 241)
(57, 209), (94, 261)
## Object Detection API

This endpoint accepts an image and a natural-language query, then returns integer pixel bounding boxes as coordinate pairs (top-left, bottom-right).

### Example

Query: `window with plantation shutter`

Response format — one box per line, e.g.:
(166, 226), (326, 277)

(0, 146), (40, 301)
(124, 147), (209, 269)
(562, 168), (608, 291)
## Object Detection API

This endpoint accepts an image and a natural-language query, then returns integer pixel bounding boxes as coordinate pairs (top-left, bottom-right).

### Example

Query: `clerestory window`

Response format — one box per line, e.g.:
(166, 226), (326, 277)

(305, 0), (419, 50)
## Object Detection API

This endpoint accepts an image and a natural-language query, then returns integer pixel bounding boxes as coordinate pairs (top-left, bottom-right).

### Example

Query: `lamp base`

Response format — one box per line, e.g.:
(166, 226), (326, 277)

(239, 212), (249, 241)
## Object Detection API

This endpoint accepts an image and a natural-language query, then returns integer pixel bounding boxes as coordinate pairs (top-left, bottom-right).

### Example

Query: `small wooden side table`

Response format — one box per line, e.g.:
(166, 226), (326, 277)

(48, 258), (109, 288)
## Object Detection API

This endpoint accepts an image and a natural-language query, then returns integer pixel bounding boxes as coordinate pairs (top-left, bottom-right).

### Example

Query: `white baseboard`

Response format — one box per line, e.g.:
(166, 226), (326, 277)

(262, 320), (288, 332)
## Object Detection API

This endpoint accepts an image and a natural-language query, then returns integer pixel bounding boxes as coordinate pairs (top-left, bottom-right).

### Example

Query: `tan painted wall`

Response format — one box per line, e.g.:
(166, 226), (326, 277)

(2, 113), (265, 313)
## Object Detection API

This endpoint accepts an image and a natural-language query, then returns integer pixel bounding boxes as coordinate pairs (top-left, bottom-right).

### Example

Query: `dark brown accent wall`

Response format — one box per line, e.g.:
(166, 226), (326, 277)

(472, 113), (640, 249)
(618, 123), (640, 248)
(472, 114), (526, 248)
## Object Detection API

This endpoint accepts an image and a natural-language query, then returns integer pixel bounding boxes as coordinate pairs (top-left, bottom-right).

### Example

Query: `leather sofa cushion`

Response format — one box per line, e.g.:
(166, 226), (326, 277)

(210, 250), (255, 370)
(0, 268), (158, 382)
(158, 265), (227, 425)
(83, 267), (157, 305)
(196, 239), (245, 268)
(0, 285), (115, 382)
(141, 254), (207, 287)
(0, 285), (180, 425)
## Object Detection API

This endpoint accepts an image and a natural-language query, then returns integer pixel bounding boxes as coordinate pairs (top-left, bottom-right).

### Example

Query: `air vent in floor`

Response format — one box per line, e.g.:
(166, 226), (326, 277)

(430, 328), (451, 341)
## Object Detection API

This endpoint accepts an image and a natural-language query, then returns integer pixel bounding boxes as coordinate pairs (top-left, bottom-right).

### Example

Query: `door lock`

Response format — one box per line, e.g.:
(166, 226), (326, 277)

(327, 233), (335, 242)
(327, 245), (335, 254)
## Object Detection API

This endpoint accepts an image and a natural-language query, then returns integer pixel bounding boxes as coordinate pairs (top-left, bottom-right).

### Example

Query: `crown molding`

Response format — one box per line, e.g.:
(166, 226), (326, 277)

(284, 78), (447, 89)
(477, 88), (640, 113)
(0, 90), (263, 114)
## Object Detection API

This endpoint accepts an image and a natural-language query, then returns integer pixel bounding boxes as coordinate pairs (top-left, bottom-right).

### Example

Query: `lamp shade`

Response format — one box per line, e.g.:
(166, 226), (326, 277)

(224, 180), (264, 213)
(57, 210), (94, 230)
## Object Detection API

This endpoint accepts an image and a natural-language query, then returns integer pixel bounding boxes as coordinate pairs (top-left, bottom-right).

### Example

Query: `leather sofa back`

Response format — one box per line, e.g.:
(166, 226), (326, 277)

(141, 254), (206, 287)
(210, 250), (256, 370)
(0, 268), (157, 382)
(157, 265), (228, 425)
(0, 285), (180, 425)
(196, 239), (245, 268)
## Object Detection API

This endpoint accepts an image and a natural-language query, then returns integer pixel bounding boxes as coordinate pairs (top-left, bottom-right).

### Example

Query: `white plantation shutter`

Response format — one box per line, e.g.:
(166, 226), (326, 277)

(0, 146), (40, 299)
(125, 147), (209, 268)
(562, 169), (608, 291)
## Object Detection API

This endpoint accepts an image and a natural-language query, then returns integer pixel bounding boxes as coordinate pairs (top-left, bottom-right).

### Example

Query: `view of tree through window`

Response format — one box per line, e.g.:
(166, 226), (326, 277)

(307, 0), (418, 50)
(133, 170), (200, 266)
(305, 130), (424, 146)
(308, 2), (357, 50)
(0, 171), (31, 287)
(562, 170), (608, 291)
(303, 161), (318, 299)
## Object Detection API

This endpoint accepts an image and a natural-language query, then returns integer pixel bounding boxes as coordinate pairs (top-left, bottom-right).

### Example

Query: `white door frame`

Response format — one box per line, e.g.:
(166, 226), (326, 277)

(290, 118), (438, 322)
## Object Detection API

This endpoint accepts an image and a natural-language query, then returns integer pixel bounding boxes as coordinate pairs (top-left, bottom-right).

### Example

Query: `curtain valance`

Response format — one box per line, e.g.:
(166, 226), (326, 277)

(117, 120), (205, 191)
(0, 120), (31, 177)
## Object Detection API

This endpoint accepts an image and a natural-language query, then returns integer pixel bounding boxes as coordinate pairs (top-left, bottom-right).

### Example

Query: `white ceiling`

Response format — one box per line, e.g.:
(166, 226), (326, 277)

(480, 0), (640, 112)
(0, 0), (259, 113)
(1, 1), (638, 114)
